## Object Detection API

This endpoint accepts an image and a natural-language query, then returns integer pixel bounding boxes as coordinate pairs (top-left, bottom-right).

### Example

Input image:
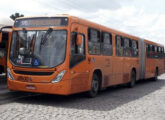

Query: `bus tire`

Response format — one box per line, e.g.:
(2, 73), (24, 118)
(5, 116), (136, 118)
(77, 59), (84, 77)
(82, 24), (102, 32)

(87, 73), (99, 98)
(152, 68), (158, 81)
(128, 70), (136, 88)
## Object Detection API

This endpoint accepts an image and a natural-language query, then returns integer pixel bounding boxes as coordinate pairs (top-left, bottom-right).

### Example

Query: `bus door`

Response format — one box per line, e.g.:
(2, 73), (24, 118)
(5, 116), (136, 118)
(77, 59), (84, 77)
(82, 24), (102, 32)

(112, 35), (124, 85)
(123, 38), (133, 83)
(101, 32), (113, 87)
(69, 23), (90, 93)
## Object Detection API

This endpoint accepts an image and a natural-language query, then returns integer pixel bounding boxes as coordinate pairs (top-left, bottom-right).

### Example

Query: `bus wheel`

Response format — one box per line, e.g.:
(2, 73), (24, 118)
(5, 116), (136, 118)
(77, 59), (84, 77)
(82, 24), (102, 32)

(87, 74), (99, 98)
(128, 70), (136, 88)
(152, 69), (158, 81)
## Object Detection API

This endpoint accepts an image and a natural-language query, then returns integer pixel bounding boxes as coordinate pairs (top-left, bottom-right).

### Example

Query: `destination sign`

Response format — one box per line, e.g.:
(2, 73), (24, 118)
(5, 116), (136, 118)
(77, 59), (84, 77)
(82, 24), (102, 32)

(14, 17), (68, 28)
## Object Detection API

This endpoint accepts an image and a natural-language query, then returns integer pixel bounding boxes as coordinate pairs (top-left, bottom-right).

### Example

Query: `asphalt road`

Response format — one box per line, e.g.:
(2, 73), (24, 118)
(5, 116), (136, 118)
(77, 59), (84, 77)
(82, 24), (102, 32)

(0, 74), (165, 120)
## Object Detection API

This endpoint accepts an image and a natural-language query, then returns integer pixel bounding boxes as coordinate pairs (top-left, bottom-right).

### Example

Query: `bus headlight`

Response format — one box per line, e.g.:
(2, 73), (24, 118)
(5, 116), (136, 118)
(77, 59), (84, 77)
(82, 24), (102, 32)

(7, 68), (14, 80)
(51, 70), (66, 84)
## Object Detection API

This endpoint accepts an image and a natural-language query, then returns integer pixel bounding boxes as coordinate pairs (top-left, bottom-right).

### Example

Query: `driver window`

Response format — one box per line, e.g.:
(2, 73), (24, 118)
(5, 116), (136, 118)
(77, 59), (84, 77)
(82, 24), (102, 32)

(70, 32), (86, 68)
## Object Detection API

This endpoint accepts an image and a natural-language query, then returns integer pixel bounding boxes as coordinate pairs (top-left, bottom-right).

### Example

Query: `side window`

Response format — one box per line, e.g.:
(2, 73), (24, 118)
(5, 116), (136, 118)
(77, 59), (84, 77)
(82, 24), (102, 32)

(159, 47), (162, 53)
(123, 38), (131, 57)
(102, 32), (112, 56)
(147, 44), (154, 58)
(162, 47), (164, 53)
(150, 45), (152, 52)
(149, 44), (153, 58)
(70, 32), (85, 68)
(88, 28), (101, 55)
(155, 46), (157, 52)
(147, 44), (150, 52)
(160, 47), (164, 58)
(154, 46), (158, 58)
(132, 40), (138, 57)
(146, 44), (149, 57)
(116, 35), (123, 56)
(146, 45), (164, 59)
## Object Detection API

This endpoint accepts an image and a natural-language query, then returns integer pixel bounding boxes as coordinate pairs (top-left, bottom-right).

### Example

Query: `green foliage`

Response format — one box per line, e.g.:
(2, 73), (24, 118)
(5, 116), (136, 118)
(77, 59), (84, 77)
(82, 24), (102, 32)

(10, 13), (24, 21)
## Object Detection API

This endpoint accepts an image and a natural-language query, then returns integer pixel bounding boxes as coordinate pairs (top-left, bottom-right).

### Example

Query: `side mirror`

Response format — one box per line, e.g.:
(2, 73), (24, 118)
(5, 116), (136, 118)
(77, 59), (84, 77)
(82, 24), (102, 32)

(76, 34), (82, 46)
(0, 32), (2, 43)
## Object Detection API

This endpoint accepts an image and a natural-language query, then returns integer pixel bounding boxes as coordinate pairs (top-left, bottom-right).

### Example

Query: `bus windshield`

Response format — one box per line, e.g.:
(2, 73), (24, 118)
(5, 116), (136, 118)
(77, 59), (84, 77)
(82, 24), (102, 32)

(10, 30), (67, 68)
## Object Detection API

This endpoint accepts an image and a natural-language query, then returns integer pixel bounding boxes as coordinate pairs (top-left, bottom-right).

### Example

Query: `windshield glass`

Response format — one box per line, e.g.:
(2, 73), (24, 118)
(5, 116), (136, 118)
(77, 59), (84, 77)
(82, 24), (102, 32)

(10, 30), (67, 68)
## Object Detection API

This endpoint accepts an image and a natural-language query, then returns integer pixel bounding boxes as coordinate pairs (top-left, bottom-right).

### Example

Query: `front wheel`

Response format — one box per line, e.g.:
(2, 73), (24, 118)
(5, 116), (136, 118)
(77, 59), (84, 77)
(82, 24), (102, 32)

(87, 74), (99, 98)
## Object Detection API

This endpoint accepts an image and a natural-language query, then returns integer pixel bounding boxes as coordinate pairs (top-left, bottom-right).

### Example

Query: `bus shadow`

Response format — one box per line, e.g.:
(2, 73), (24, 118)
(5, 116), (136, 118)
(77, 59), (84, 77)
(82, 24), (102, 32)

(14, 79), (165, 111)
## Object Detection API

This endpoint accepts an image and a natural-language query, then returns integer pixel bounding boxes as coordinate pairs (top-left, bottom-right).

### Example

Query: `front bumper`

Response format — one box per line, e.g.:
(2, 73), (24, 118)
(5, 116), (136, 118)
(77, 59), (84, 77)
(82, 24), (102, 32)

(7, 79), (71, 95)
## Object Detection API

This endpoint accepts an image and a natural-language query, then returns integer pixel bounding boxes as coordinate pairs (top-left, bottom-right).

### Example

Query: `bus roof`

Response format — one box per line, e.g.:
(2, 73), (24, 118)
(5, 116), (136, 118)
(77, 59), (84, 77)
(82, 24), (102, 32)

(15, 14), (163, 46)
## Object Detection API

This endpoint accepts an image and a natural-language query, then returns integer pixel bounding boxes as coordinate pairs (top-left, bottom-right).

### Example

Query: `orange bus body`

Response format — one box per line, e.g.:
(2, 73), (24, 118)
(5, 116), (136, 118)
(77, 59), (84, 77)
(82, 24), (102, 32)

(7, 15), (165, 96)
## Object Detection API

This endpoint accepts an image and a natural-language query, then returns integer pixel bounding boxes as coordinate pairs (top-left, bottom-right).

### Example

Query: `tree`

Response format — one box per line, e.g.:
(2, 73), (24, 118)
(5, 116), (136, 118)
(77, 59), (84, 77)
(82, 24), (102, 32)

(10, 13), (24, 21)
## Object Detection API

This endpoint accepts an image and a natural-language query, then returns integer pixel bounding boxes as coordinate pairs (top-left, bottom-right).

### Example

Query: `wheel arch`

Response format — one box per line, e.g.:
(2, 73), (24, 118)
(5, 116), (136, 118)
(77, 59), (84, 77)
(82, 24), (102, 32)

(131, 67), (136, 80)
(93, 69), (102, 90)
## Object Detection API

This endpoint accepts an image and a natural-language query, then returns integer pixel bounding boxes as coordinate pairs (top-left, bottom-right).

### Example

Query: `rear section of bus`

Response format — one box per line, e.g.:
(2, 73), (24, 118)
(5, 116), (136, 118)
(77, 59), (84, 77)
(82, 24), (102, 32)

(7, 16), (74, 95)
(144, 40), (165, 79)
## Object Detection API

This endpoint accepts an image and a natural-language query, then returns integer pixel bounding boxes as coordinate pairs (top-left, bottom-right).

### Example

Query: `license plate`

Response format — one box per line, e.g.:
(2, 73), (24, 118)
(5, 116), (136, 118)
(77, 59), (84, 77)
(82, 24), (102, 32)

(26, 85), (36, 90)
(17, 76), (32, 82)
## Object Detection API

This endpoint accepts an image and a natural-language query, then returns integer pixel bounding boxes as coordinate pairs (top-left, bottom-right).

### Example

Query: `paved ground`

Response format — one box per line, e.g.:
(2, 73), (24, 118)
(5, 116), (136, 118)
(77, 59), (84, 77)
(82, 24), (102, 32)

(0, 74), (165, 120)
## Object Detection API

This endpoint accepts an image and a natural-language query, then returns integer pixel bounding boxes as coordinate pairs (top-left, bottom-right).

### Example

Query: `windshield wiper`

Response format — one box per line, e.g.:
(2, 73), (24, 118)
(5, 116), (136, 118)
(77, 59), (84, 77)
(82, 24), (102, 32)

(22, 27), (27, 41)
(41, 28), (53, 45)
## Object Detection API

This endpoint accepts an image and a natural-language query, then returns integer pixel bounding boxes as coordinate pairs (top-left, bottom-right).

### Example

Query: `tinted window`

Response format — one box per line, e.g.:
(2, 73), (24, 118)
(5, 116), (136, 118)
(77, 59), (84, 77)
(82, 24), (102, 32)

(123, 38), (132, 56)
(116, 36), (123, 56)
(88, 28), (101, 55)
(132, 40), (138, 57)
(102, 32), (112, 56)
(70, 32), (85, 68)
(146, 44), (164, 59)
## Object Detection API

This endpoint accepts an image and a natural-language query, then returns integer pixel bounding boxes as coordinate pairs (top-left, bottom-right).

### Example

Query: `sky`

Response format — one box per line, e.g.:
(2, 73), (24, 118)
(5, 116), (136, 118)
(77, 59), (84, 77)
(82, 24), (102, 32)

(0, 0), (165, 45)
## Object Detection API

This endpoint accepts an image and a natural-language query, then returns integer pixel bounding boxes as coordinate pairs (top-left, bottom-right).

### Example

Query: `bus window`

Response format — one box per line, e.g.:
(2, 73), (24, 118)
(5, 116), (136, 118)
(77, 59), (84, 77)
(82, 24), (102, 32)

(161, 47), (164, 53)
(152, 45), (155, 52)
(158, 47), (161, 53)
(124, 38), (131, 56)
(10, 30), (67, 68)
(155, 46), (157, 52)
(102, 32), (112, 56)
(116, 36), (123, 56)
(132, 40), (138, 57)
(163, 47), (164, 53)
(154, 46), (158, 58)
(70, 32), (85, 68)
(88, 28), (101, 55)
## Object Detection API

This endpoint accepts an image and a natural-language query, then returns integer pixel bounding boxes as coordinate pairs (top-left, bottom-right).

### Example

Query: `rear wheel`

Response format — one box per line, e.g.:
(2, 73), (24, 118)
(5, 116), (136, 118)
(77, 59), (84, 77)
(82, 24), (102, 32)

(87, 74), (99, 98)
(128, 70), (136, 88)
(152, 69), (158, 81)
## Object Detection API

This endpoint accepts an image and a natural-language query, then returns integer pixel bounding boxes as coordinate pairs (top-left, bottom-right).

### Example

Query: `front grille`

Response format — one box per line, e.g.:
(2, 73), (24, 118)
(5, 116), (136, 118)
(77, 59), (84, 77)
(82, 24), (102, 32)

(14, 70), (54, 76)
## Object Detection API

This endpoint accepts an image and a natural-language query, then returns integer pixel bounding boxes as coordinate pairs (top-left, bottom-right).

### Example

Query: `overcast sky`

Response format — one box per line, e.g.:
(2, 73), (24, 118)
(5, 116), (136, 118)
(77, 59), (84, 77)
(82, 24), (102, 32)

(0, 0), (165, 45)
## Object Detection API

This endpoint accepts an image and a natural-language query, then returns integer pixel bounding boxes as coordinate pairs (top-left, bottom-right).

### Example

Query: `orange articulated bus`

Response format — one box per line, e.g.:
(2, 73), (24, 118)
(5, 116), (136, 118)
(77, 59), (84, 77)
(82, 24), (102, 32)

(0, 26), (12, 75)
(3, 15), (164, 97)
